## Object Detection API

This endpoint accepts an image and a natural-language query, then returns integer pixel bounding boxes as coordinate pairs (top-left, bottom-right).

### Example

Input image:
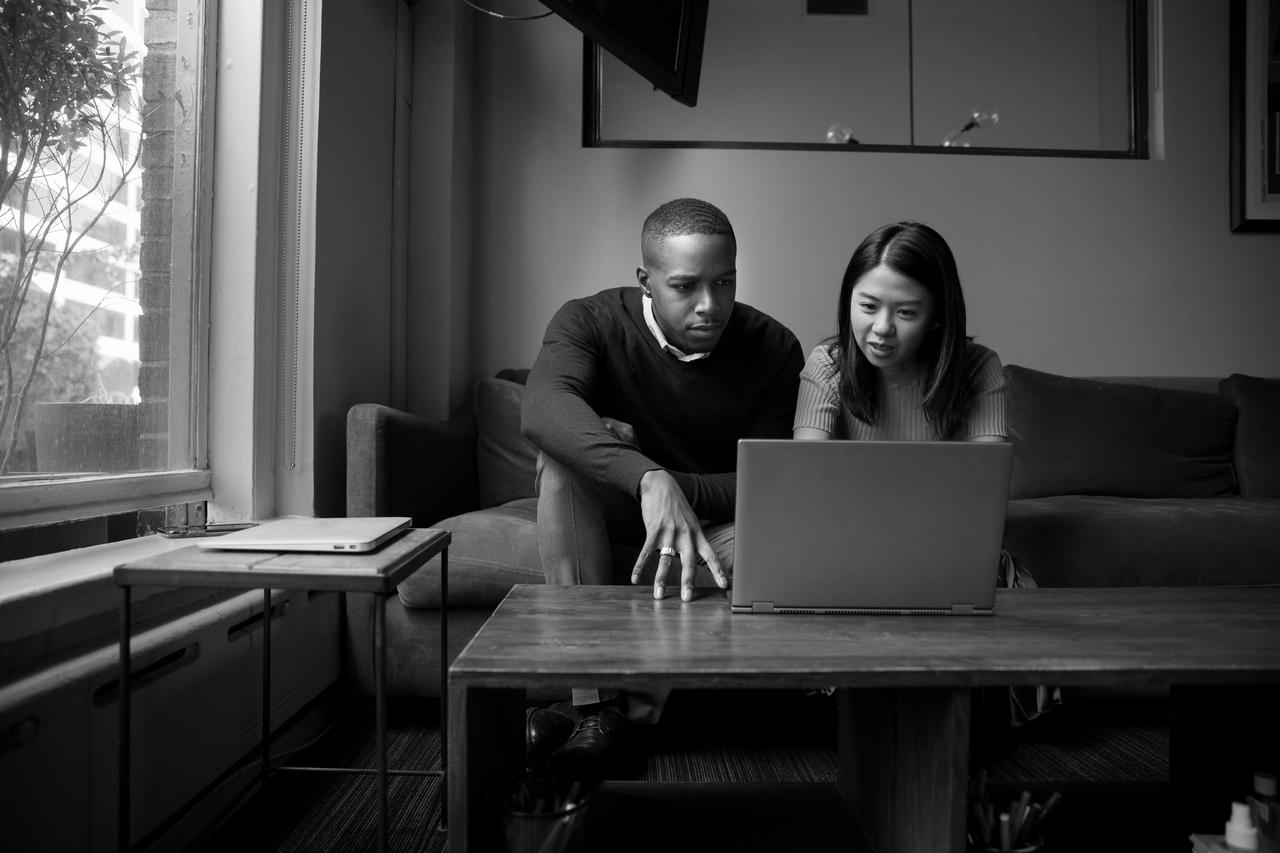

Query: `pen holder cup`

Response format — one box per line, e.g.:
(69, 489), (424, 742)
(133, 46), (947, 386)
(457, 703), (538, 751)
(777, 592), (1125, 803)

(502, 795), (591, 853)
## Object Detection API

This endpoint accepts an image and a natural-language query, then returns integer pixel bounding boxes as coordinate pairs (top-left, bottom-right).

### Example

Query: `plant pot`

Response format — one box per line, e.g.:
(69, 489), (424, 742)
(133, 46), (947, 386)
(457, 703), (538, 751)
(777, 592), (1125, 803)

(34, 402), (140, 473)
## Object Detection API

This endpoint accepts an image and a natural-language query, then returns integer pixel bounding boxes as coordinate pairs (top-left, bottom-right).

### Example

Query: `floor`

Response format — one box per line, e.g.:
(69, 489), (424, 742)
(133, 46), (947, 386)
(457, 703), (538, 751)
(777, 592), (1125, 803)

(195, 689), (1188, 852)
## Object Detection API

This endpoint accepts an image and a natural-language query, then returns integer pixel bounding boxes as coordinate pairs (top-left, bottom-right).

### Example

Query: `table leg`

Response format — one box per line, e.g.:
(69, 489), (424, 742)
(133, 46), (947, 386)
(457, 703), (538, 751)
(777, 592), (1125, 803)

(261, 588), (272, 786)
(376, 593), (388, 852)
(836, 687), (971, 853)
(447, 684), (523, 853)
(440, 546), (448, 831)
(118, 586), (132, 853)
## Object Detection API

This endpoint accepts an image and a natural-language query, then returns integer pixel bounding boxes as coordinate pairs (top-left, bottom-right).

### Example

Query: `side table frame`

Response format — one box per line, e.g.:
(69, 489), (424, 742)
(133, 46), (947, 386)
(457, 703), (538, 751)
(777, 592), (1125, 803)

(115, 528), (450, 852)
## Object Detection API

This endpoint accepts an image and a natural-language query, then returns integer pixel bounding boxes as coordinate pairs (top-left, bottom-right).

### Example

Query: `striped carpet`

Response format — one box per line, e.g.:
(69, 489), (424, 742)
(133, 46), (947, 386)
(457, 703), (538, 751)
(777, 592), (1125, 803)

(984, 720), (1168, 783)
(198, 700), (448, 853)
(200, 691), (1168, 852)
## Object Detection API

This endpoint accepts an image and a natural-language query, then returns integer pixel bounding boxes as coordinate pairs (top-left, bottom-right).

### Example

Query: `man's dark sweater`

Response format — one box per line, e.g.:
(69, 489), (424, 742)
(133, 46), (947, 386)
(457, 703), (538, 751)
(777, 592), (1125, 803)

(521, 287), (804, 523)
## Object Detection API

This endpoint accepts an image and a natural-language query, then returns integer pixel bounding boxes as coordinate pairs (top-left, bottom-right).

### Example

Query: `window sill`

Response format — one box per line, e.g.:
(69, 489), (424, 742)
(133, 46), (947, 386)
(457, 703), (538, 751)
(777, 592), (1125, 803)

(0, 470), (212, 531)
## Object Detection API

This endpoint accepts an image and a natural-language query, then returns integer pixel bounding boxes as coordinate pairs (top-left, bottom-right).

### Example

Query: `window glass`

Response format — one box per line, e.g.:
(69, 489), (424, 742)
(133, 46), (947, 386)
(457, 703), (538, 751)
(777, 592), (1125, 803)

(1, 0), (204, 486)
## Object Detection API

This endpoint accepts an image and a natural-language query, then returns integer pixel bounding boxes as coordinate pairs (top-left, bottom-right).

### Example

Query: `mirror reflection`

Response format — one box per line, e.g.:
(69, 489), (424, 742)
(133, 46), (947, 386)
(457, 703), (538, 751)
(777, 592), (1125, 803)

(592, 0), (1146, 155)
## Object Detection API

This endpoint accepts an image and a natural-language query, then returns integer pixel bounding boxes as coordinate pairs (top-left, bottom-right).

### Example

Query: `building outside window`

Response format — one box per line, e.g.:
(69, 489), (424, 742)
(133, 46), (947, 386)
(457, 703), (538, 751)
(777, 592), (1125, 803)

(0, 0), (214, 547)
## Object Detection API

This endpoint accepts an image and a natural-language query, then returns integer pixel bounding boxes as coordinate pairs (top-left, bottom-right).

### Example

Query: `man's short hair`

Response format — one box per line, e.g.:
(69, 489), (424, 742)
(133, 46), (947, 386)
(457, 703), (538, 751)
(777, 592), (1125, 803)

(641, 198), (736, 262)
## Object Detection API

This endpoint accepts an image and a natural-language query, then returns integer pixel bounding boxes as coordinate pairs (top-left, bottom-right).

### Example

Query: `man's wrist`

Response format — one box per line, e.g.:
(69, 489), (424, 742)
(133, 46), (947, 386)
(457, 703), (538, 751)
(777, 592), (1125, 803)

(637, 468), (669, 499)
(637, 466), (660, 491)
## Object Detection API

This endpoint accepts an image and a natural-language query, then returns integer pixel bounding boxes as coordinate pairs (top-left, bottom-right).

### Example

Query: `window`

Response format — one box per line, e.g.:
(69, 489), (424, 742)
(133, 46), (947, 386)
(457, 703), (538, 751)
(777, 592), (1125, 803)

(0, 0), (214, 533)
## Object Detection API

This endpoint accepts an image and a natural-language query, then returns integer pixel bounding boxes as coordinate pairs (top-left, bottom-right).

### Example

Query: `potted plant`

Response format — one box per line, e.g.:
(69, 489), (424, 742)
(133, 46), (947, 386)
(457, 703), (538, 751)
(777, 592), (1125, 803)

(33, 375), (138, 473)
(0, 0), (141, 475)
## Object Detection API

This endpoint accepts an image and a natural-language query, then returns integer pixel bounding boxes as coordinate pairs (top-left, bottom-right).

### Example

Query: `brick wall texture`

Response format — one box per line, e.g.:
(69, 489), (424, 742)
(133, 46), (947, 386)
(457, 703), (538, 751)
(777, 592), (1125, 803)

(138, 2), (177, 471)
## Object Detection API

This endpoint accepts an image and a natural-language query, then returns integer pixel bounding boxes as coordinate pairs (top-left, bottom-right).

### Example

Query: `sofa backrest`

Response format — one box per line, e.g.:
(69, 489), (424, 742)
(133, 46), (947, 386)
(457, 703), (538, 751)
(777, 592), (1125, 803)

(1005, 365), (1239, 500)
(474, 366), (1280, 505)
(1219, 374), (1280, 497)
(475, 375), (539, 508)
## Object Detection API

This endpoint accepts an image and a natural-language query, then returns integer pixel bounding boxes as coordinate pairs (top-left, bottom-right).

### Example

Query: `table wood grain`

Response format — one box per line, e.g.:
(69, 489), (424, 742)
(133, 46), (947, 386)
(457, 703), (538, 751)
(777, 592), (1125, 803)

(449, 584), (1280, 689)
(448, 583), (1280, 853)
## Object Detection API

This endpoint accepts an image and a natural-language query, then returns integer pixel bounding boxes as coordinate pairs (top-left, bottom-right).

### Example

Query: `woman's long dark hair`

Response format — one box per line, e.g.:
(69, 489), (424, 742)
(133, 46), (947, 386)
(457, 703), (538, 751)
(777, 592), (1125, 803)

(827, 221), (972, 439)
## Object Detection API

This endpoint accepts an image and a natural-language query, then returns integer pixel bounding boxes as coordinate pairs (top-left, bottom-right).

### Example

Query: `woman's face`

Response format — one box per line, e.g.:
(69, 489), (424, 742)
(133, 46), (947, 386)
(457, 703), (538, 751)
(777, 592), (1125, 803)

(848, 263), (937, 375)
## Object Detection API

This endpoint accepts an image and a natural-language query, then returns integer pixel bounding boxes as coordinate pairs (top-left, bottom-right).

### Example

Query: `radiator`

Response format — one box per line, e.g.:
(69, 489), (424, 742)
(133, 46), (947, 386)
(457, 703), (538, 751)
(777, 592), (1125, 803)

(0, 587), (340, 852)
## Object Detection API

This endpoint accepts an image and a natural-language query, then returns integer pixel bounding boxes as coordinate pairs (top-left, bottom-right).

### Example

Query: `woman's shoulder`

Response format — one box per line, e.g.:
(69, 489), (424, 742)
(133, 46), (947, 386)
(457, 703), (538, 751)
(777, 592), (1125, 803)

(963, 340), (1003, 371)
(962, 340), (1006, 389)
(802, 341), (840, 376)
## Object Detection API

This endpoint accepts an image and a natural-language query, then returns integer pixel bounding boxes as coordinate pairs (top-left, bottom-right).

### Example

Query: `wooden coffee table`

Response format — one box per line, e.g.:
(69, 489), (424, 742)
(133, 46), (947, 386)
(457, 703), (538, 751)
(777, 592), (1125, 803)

(447, 585), (1280, 853)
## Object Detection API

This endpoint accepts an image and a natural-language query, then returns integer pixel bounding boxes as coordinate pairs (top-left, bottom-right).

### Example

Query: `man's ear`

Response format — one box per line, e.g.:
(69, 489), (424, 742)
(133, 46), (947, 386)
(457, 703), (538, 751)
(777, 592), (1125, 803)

(636, 267), (651, 297)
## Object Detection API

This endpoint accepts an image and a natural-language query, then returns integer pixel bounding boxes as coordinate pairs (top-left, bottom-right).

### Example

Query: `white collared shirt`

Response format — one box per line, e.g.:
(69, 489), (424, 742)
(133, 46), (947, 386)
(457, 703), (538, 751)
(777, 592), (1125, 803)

(642, 293), (711, 362)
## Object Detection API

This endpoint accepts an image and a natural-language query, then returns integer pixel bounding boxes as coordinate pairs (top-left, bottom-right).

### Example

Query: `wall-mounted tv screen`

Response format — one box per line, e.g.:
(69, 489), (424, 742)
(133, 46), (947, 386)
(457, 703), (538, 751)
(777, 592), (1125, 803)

(539, 0), (709, 106)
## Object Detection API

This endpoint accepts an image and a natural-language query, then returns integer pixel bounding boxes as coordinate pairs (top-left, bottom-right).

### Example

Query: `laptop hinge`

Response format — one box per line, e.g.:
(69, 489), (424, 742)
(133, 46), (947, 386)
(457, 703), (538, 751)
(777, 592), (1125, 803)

(951, 603), (975, 615)
(751, 601), (775, 614)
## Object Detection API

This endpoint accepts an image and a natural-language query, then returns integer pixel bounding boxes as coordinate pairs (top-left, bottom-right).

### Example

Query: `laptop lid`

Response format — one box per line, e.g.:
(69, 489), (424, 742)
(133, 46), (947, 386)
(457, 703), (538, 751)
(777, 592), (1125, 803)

(731, 440), (1012, 615)
(194, 516), (412, 553)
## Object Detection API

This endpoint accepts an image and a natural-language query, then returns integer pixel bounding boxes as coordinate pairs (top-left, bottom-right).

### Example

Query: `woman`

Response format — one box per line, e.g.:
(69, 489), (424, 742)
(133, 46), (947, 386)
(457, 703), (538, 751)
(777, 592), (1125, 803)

(793, 221), (1006, 442)
(795, 224), (1060, 724)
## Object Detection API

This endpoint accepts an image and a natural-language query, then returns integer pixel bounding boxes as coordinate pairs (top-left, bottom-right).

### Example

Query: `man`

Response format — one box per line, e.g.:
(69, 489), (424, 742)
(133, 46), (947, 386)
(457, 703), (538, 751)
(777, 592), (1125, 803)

(520, 197), (804, 780)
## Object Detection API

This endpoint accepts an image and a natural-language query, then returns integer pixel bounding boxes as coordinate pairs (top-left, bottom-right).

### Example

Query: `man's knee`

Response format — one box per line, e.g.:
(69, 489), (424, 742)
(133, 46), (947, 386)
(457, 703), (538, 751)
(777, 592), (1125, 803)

(704, 521), (735, 575)
(536, 450), (593, 498)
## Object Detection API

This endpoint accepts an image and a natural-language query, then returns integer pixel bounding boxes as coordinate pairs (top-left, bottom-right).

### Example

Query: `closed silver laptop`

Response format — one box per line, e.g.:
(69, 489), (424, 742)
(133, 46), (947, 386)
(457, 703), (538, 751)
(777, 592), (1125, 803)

(195, 516), (411, 553)
(731, 440), (1013, 615)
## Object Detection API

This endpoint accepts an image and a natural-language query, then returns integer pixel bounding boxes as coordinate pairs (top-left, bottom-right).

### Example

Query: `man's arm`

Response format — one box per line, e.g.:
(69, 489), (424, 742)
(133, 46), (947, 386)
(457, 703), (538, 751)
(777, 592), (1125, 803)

(520, 300), (664, 493)
(522, 300), (728, 602)
(667, 333), (805, 520)
(641, 332), (804, 600)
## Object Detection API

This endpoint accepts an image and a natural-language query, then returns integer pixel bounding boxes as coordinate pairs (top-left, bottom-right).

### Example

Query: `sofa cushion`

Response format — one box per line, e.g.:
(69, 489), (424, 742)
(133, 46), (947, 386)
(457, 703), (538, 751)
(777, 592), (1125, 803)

(397, 497), (645, 610)
(1003, 496), (1280, 587)
(1005, 366), (1238, 500)
(398, 499), (543, 608)
(1220, 374), (1280, 497)
(475, 377), (538, 508)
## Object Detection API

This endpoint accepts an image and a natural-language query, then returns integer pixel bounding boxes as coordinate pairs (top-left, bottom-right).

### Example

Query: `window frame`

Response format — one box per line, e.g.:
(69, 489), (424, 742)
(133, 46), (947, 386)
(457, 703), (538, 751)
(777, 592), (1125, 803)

(0, 0), (220, 532)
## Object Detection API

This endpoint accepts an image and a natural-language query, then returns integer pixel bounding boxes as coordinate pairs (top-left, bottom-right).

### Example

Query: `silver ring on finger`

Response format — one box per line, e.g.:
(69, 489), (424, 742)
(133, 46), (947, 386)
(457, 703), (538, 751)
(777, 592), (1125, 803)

(659, 546), (677, 557)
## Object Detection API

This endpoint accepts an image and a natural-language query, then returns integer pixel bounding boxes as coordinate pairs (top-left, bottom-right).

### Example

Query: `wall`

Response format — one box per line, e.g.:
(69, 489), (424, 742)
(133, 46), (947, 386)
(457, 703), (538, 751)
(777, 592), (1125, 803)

(408, 0), (474, 419)
(312, 0), (398, 515)
(437, 0), (1278, 396)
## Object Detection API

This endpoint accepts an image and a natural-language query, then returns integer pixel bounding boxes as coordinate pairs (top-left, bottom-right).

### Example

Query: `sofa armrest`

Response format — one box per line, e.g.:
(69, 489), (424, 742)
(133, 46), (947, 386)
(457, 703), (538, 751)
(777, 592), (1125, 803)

(346, 403), (479, 525)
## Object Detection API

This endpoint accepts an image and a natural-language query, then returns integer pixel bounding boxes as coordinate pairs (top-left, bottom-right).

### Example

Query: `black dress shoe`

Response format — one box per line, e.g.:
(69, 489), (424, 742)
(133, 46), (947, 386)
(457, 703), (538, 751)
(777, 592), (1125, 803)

(548, 704), (632, 783)
(526, 701), (581, 771)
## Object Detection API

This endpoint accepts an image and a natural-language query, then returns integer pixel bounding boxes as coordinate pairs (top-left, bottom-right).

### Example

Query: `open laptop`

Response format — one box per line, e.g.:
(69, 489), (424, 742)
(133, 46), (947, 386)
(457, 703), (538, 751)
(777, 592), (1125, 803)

(731, 440), (1013, 615)
(195, 516), (412, 553)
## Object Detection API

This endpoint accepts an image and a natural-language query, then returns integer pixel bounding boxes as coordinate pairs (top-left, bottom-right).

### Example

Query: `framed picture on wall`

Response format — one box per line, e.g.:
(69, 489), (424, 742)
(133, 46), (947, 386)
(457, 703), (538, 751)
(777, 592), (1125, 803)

(1230, 0), (1280, 232)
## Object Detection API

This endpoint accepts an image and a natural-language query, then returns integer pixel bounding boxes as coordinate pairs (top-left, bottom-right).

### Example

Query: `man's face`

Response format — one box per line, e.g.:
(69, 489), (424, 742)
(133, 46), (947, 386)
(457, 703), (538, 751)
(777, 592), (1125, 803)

(637, 233), (737, 354)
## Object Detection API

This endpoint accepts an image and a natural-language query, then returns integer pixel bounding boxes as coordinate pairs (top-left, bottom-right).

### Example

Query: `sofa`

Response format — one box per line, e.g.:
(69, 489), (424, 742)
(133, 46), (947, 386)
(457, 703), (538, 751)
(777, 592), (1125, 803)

(343, 366), (1280, 698)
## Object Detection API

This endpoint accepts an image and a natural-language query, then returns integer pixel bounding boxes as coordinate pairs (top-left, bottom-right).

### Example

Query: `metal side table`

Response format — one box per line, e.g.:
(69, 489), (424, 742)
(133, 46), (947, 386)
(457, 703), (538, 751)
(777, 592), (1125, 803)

(114, 527), (450, 852)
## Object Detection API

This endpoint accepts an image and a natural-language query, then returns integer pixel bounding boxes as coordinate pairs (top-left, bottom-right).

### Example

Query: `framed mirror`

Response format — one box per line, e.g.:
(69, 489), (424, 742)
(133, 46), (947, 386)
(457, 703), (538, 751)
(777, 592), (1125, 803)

(584, 0), (1148, 157)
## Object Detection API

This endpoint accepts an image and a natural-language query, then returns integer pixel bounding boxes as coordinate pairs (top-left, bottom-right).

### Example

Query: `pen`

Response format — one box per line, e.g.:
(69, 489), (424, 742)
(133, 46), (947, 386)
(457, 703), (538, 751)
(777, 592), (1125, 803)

(562, 780), (582, 810)
(972, 801), (992, 848)
(1016, 803), (1042, 847)
(536, 780), (585, 853)
(1010, 790), (1032, 841)
(1037, 789), (1063, 833)
(999, 812), (1011, 851)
